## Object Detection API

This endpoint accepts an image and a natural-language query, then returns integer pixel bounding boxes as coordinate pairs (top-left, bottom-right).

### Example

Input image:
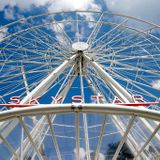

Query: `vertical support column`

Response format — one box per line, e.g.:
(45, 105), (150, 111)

(79, 55), (91, 160)
(21, 65), (29, 160)
(75, 113), (80, 160)
(20, 127), (24, 160)
(94, 114), (107, 160)
(46, 115), (62, 160)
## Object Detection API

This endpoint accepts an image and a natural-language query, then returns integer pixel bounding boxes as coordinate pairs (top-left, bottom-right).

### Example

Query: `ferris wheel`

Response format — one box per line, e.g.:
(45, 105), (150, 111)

(0, 11), (160, 160)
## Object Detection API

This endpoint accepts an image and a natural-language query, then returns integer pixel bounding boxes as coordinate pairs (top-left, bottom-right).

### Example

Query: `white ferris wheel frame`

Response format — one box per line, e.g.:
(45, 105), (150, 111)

(0, 10), (160, 160)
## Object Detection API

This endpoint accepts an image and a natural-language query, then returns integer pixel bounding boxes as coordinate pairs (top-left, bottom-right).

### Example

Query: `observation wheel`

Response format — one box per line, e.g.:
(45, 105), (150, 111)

(0, 11), (160, 160)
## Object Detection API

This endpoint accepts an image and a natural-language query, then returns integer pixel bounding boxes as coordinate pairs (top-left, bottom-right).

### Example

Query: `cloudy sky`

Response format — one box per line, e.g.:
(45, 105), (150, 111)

(0, 0), (160, 91)
(0, 0), (160, 24)
(0, 1), (159, 159)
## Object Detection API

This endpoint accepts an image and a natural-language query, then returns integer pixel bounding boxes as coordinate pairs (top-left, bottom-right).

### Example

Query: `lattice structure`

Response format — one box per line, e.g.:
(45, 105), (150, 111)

(0, 11), (160, 160)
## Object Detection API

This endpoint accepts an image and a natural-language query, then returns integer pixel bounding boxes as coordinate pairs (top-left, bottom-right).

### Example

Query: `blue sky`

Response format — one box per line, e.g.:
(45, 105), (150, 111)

(0, 1), (160, 159)
(0, 0), (160, 24)
(0, 0), (160, 104)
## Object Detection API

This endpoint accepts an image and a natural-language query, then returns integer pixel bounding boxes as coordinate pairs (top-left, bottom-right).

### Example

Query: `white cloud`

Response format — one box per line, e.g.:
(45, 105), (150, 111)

(0, 0), (160, 26)
(0, 0), (51, 20)
(74, 148), (86, 160)
(48, 0), (100, 12)
(0, 0), (101, 43)
(105, 0), (160, 24)
(151, 80), (160, 90)
(74, 148), (105, 160)
(98, 153), (105, 160)
(0, 0), (50, 11)
(51, 23), (69, 44)
(0, 27), (8, 42)
(0, 0), (101, 20)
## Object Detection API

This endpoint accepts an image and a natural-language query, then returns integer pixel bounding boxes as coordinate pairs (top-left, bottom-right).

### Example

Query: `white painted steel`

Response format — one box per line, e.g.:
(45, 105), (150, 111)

(112, 116), (136, 160)
(79, 56), (91, 160)
(0, 11), (160, 160)
(18, 117), (44, 160)
(75, 113), (80, 160)
(94, 115), (107, 160)
(20, 54), (77, 104)
(0, 55), (77, 144)
(0, 133), (18, 159)
(84, 54), (160, 145)
(11, 63), (78, 159)
(0, 104), (159, 122)
(85, 79), (148, 159)
(0, 104), (159, 159)
(134, 123), (160, 159)
(83, 54), (133, 103)
(21, 65), (30, 95)
(46, 115), (62, 160)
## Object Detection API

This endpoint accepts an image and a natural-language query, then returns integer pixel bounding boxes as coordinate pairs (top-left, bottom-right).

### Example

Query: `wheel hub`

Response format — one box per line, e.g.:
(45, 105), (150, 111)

(72, 42), (89, 52)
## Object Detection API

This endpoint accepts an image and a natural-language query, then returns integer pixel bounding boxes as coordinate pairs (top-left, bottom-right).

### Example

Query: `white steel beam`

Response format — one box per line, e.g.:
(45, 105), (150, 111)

(0, 54), (77, 146)
(75, 112), (80, 160)
(54, 64), (75, 99)
(20, 122), (24, 160)
(87, 13), (103, 46)
(21, 65), (29, 160)
(12, 63), (78, 159)
(91, 19), (128, 48)
(21, 54), (77, 104)
(84, 54), (160, 144)
(11, 115), (49, 159)
(112, 116), (136, 160)
(0, 104), (160, 122)
(58, 75), (76, 103)
(79, 56), (91, 160)
(83, 54), (133, 103)
(83, 114), (91, 160)
(0, 133), (18, 159)
(111, 115), (148, 160)
(18, 117), (44, 160)
(31, 122), (51, 160)
(134, 123), (160, 160)
(86, 75), (108, 160)
(94, 114), (107, 160)
(0, 101), (158, 159)
(21, 65), (30, 95)
(16, 73), (77, 159)
(46, 115), (62, 160)
(0, 121), (18, 144)
(3, 104), (158, 159)
(85, 76), (148, 159)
